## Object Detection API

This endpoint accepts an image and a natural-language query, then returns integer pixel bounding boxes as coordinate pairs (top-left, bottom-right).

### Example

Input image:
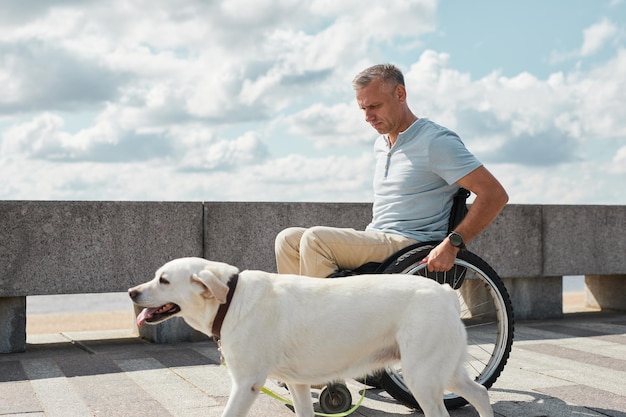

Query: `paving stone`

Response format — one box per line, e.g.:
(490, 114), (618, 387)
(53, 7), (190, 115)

(0, 380), (42, 415)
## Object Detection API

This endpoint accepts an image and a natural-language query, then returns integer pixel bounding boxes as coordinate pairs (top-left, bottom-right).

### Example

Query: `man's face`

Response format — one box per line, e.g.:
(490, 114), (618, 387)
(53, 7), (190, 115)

(356, 77), (404, 135)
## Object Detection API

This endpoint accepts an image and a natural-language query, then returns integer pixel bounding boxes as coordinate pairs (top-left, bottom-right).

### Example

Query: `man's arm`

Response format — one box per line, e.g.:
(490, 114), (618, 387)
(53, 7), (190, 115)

(422, 166), (509, 272)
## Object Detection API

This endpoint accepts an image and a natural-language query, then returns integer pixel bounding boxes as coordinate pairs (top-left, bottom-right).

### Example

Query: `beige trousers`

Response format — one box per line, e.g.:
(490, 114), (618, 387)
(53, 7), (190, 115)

(275, 226), (418, 277)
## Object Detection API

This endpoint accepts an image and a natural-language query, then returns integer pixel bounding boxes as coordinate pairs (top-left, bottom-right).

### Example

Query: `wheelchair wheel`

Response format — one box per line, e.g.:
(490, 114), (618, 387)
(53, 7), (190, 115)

(377, 244), (514, 410)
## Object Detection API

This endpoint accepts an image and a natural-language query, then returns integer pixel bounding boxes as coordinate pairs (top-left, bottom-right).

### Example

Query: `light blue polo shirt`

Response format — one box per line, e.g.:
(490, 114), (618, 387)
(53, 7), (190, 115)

(366, 118), (482, 242)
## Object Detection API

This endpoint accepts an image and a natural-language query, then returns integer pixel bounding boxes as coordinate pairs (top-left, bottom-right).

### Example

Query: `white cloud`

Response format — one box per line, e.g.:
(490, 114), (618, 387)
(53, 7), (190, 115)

(612, 146), (626, 173)
(0, 149), (374, 203)
(402, 48), (626, 170)
(179, 131), (270, 172)
(1, 107), (272, 169)
(0, 40), (119, 113)
(0, 0), (437, 119)
(581, 18), (619, 56)
(551, 18), (621, 63)
(285, 102), (375, 149)
(2, 113), (71, 158)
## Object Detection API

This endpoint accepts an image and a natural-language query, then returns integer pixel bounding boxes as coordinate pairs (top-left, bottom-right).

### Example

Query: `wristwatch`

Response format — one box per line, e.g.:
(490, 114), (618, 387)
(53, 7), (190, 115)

(447, 231), (466, 250)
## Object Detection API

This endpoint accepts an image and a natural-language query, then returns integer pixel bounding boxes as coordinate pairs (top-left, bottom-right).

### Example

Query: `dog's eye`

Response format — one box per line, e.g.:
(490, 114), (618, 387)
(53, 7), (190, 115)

(159, 277), (170, 285)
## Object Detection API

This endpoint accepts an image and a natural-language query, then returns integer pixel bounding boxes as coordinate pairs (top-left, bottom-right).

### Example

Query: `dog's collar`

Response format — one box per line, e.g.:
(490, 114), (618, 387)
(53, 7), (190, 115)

(211, 273), (239, 339)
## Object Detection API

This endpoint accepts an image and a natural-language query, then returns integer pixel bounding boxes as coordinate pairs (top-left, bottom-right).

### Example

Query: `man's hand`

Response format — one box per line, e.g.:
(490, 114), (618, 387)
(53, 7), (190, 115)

(419, 166), (508, 273)
(419, 239), (459, 272)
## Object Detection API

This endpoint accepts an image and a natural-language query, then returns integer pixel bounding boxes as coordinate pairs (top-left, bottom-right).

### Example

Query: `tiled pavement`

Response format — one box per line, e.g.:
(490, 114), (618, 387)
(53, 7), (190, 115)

(1, 312), (626, 417)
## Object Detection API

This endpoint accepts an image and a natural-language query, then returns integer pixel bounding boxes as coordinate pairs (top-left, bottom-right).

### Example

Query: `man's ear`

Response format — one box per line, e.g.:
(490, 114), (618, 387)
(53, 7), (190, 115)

(395, 84), (407, 102)
(191, 270), (229, 303)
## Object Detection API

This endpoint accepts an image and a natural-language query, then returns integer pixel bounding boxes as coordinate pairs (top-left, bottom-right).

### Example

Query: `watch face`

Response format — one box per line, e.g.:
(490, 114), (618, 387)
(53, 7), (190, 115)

(450, 232), (463, 247)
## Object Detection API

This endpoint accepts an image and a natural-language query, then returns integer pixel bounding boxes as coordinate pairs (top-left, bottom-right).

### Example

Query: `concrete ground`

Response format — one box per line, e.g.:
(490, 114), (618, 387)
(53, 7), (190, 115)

(1, 294), (625, 417)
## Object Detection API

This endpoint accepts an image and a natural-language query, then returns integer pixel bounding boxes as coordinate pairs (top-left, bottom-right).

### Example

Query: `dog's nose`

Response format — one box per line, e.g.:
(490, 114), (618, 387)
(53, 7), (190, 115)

(128, 288), (138, 299)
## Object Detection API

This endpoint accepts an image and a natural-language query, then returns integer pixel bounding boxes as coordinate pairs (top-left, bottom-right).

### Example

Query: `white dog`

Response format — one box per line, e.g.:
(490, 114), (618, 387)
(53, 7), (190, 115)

(128, 257), (493, 417)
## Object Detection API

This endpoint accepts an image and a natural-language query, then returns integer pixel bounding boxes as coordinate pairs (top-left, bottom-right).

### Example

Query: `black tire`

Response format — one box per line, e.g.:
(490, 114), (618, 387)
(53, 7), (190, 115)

(376, 243), (514, 410)
(319, 383), (352, 414)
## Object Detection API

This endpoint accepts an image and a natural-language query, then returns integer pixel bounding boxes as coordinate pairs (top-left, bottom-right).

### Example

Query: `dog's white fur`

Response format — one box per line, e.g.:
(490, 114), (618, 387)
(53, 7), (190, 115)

(129, 257), (493, 417)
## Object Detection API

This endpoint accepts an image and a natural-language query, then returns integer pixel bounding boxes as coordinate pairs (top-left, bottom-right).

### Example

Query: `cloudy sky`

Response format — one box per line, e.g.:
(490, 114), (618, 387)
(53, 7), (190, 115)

(1, 0), (625, 204)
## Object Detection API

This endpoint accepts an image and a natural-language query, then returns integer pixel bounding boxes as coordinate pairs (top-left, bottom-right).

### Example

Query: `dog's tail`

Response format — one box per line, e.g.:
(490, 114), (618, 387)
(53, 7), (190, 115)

(442, 283), (461, 316)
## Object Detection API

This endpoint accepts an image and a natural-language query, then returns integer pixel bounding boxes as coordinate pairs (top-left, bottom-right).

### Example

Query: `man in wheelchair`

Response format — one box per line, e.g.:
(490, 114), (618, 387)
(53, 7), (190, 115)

(275, 63), (508, 278)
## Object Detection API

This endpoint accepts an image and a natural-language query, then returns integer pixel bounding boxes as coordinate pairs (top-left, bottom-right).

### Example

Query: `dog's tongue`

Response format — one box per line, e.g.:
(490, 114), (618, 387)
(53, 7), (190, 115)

(136, 307), (158, 327)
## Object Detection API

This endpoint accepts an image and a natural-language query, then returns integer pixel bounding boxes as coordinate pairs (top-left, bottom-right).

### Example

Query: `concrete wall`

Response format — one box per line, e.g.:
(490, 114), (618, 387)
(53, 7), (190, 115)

(204, 202), (371, 273)
(1, 201), (625, 352)
(0, 201), (203, 296)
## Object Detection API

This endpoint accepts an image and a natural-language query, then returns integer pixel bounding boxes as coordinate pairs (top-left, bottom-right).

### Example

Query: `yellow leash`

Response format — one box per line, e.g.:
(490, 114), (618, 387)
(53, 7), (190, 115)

(261, 379), (367, 417)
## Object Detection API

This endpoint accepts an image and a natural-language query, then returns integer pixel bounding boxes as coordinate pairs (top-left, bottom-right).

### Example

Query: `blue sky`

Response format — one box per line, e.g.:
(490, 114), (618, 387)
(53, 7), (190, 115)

(428, 1), (613, 78)
(0, 0), (624, 204)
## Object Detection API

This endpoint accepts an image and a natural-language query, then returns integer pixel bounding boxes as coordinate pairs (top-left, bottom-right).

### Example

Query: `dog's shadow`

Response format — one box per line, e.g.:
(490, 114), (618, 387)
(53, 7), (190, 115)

(302, 387), (626, 416)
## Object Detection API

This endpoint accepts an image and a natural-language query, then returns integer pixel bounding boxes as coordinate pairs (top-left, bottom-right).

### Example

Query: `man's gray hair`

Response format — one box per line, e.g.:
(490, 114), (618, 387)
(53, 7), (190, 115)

(352, 64), (405, 90)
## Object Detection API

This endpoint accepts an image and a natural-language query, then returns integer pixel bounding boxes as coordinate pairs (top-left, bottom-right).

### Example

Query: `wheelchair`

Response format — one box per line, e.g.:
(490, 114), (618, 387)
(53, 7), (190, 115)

(316, 191), (515, 414)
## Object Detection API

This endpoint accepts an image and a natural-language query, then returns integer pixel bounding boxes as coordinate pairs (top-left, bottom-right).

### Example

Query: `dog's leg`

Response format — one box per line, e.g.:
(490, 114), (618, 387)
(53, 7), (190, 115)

(448, 363), (494, 417)
(406, 388), (449, 417)
(399, 358), (450, 417)
(286, 384), (314, 417)
(221, 378), (264, 417)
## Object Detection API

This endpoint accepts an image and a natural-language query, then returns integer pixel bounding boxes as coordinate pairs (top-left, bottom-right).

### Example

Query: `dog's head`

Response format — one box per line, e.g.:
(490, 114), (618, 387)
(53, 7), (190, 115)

(128, 257), (239, 327)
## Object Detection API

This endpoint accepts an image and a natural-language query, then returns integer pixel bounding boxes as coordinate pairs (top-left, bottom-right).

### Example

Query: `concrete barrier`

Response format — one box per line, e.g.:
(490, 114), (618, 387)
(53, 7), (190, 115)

(1, 201), (624, 353)
(0, 201), (204, 352)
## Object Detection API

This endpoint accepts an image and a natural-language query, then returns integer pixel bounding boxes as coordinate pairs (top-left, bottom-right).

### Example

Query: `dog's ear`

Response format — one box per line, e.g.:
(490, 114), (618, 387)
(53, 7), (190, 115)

(191, 270), (229, 303)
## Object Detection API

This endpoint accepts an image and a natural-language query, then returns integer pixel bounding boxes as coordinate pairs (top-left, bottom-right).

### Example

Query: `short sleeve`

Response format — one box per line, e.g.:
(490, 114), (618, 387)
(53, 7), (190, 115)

(429, 131), (482, 185)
